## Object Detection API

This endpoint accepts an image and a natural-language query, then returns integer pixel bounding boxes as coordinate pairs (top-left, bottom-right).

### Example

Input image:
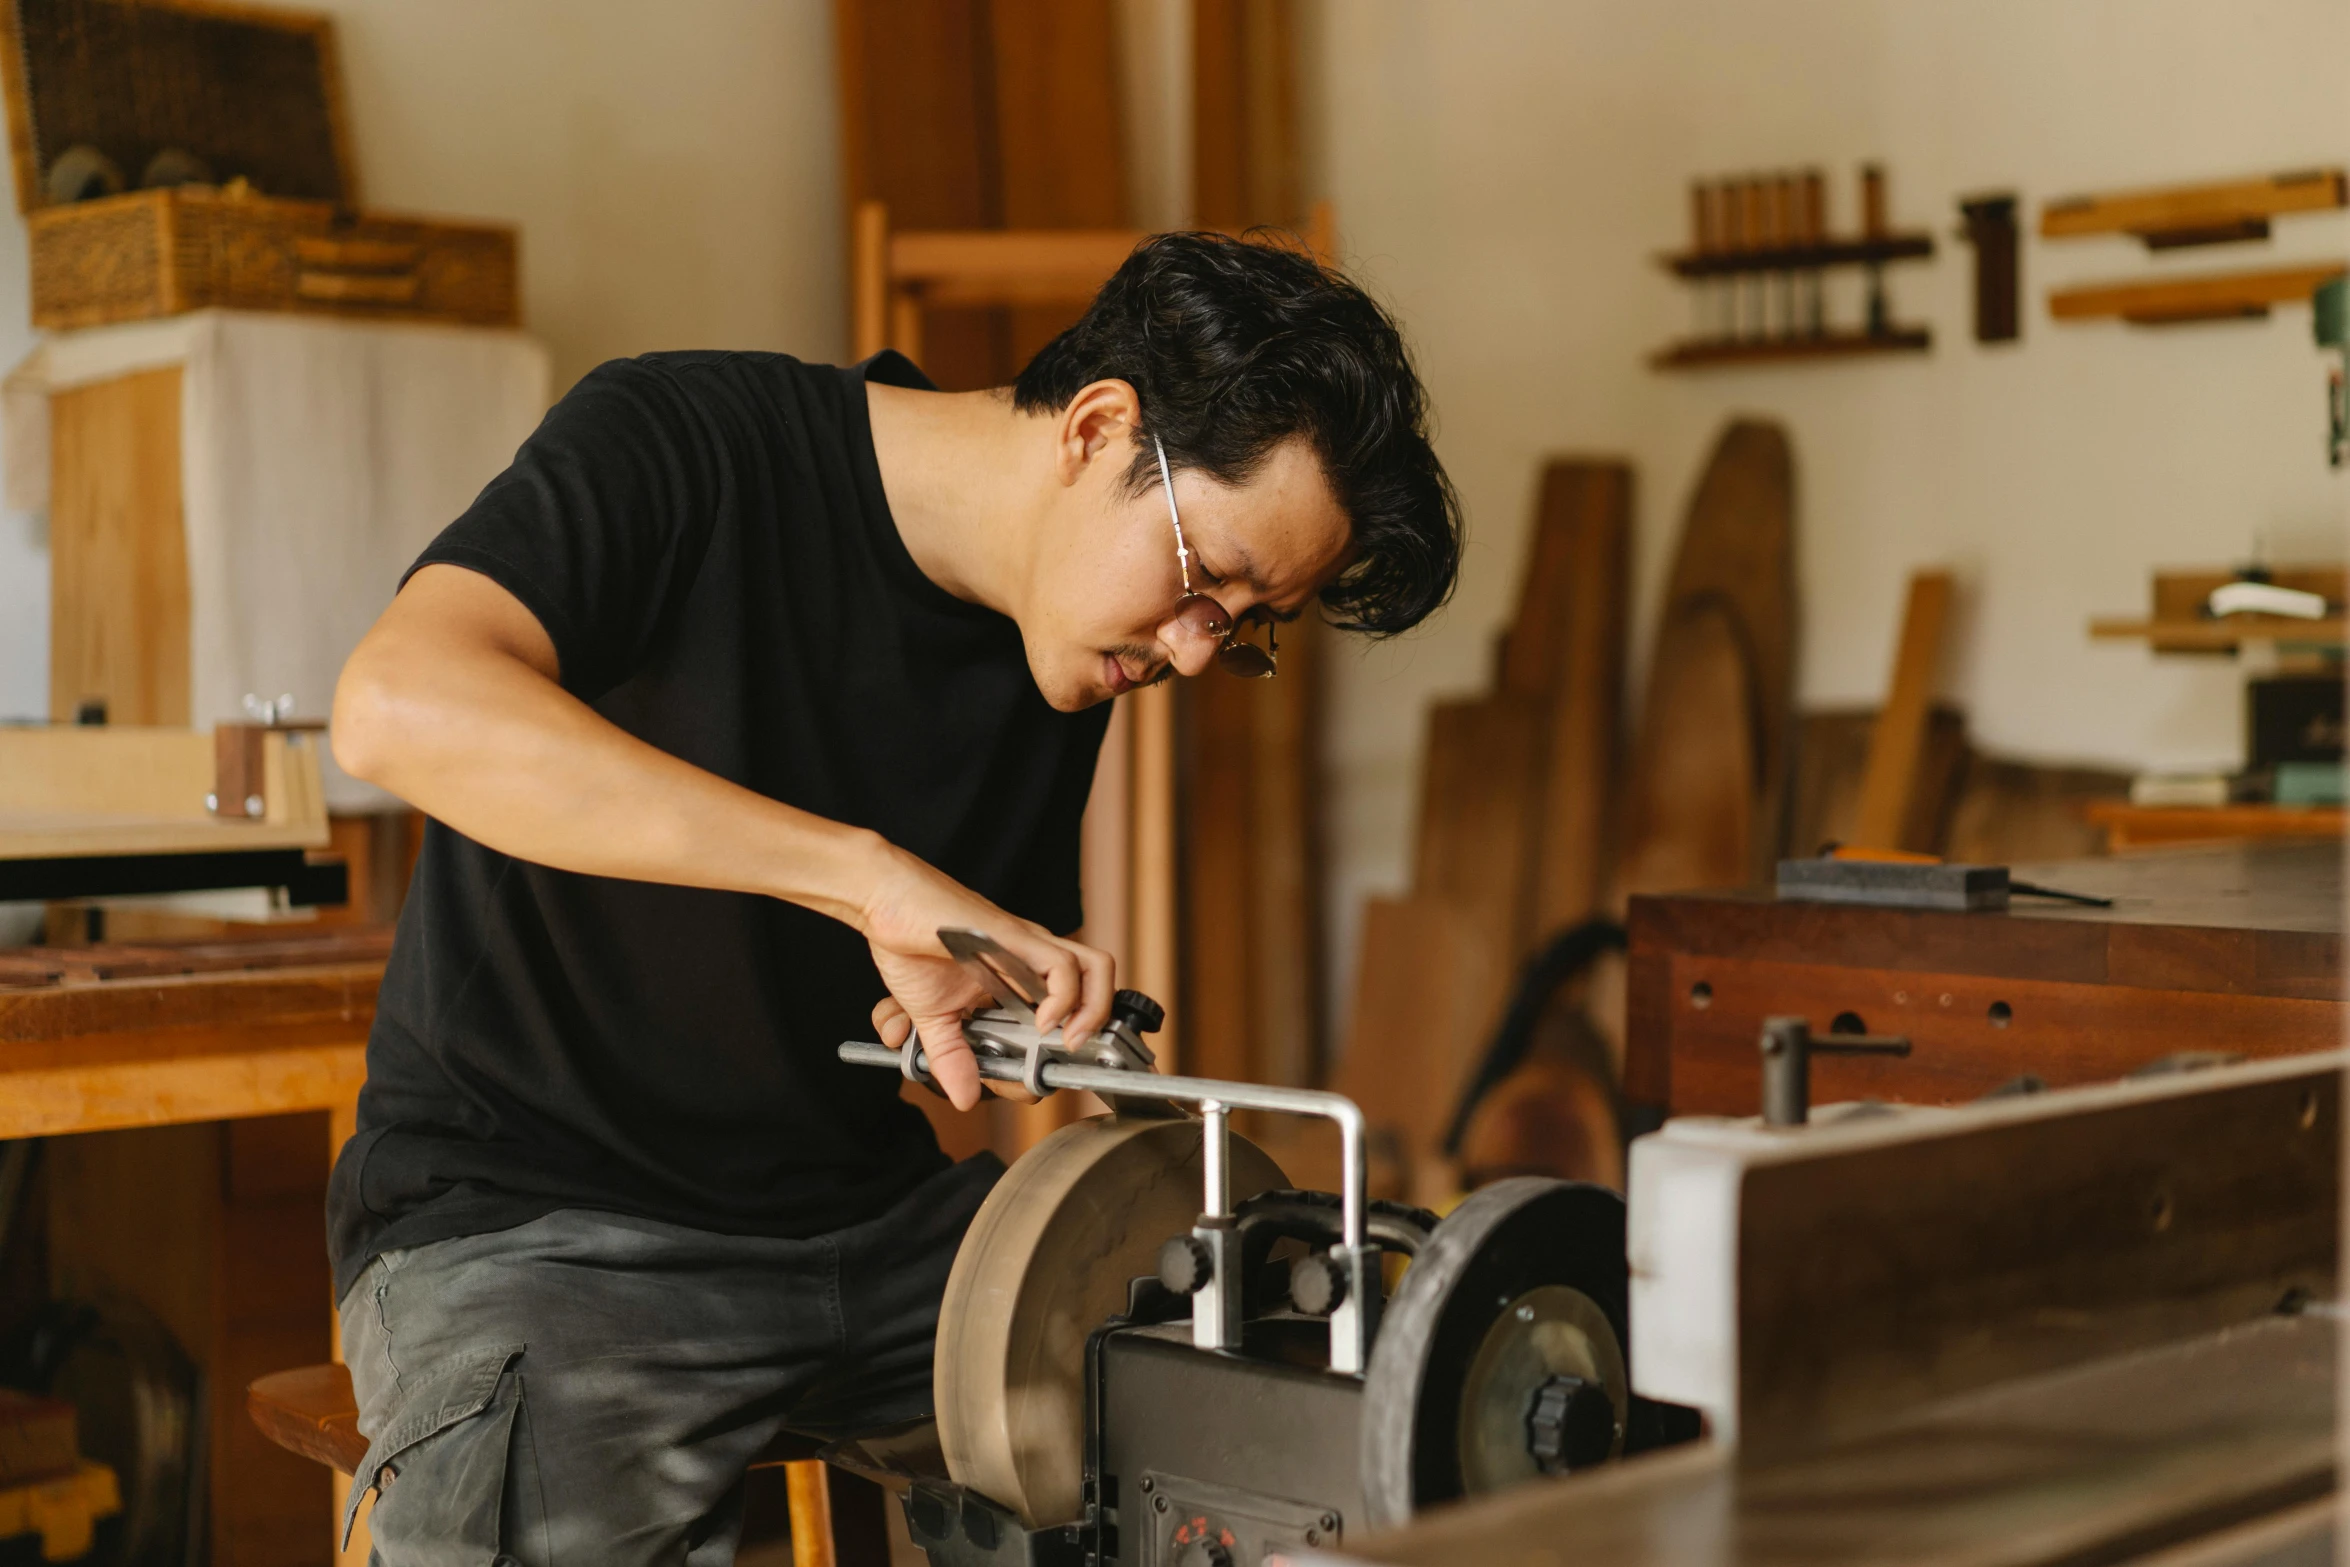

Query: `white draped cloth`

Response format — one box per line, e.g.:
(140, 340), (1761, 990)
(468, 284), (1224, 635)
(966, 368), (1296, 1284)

(6, 309), (551, 810)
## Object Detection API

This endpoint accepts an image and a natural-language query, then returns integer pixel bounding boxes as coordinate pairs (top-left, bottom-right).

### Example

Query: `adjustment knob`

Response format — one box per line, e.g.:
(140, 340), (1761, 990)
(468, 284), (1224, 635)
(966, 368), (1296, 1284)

(1112, 989), (1166, 1034)
(1289, 1252), (1350, 1317)
(1525, 1373), (1617, 1474)
(1158, 1234), (1213, 1296)
(1173, 1540), (1232, 1567)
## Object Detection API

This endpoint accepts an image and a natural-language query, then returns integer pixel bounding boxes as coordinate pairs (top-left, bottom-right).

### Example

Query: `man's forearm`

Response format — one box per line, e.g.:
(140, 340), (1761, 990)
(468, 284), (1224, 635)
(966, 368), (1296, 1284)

(333, 573), (883, 929)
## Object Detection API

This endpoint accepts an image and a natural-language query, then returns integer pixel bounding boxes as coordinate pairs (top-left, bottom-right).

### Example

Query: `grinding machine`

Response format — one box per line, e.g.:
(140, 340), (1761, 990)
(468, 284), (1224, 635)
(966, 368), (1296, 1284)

(833, 930), (1698, 1567)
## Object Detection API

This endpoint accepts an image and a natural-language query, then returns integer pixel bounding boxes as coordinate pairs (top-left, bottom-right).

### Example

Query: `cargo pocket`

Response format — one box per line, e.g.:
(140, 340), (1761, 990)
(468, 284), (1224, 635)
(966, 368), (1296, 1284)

(342, 1342), (530, 1563)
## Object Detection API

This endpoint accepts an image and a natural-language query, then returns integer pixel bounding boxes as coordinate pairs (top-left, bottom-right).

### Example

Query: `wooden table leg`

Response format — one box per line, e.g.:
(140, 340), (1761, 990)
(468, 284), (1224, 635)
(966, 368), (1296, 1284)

(785, 1460), (837, 1567)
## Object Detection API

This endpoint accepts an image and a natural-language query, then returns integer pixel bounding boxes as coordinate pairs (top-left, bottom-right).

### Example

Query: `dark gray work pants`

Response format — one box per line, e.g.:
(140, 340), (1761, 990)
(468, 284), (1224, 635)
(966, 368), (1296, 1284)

(339, 1154), (1002, 1565)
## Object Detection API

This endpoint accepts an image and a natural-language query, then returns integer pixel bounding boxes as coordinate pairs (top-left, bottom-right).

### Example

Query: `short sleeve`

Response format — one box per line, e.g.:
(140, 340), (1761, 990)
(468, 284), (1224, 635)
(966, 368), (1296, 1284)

(404, 357), (725, 701)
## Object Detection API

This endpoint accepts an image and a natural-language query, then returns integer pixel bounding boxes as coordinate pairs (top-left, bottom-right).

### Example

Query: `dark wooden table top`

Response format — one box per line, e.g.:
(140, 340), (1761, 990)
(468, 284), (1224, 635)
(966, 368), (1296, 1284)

(1628, 840), (2341, 1003)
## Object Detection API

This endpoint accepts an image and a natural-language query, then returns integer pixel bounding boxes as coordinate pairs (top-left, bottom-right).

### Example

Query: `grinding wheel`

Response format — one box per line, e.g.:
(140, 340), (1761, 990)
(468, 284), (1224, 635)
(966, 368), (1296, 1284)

(1358, 1177), (1630, 1529)
(935, 1113), (1287, 1527)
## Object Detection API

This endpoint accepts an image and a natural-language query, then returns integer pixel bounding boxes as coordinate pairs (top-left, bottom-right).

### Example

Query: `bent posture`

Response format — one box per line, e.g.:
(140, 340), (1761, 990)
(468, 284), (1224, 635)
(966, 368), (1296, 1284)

(328, 232), (1459, 1564)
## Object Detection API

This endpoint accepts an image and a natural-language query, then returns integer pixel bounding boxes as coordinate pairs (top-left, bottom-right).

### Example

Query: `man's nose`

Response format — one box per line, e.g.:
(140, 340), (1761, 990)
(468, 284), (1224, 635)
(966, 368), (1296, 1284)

(1161, 619), (1220, 678)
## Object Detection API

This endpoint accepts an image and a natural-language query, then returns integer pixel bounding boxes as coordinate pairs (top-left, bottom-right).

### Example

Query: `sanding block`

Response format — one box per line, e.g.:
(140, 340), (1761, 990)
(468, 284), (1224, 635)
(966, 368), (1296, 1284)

(1776, 857), (2010, 910)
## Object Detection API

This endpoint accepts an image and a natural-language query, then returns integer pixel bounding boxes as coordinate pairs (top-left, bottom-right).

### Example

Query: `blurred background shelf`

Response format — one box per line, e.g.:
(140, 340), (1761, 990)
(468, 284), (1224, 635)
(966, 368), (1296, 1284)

(2084, 800), (2344, 849)
(2089, 566), (2345, 652)
(1658, 232), (1934, 277)
(2050, 262), (2346, 325)
(1652, 328), (1931, 369)
(2087, 616), (2345, 649)
(2041, 168), (2346, 249)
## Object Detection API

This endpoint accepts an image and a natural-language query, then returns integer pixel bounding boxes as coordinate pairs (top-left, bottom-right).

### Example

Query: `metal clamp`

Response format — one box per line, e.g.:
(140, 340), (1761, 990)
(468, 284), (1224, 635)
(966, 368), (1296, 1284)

(1759, 1015), (1913, 1126)
(931, 928), (1158, 1096)
(842, 933), (1377, 1375)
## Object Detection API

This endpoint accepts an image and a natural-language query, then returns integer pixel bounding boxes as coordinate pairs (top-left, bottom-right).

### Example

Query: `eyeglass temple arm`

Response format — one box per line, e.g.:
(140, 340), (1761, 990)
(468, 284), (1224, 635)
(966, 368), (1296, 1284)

(1151, 435), (1192, 590)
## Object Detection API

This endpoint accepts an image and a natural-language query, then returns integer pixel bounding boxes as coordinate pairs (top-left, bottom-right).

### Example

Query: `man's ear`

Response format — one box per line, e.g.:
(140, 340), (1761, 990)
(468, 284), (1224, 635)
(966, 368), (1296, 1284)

(1052, 379), (1142, 487)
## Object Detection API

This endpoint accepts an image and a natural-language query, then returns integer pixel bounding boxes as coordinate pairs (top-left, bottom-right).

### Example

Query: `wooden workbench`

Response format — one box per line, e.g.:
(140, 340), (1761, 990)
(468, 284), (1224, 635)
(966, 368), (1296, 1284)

(1625, 840), (2342, 1119)
(0, 927), (387, 1567)
(1338, 1311), (2332, 1567)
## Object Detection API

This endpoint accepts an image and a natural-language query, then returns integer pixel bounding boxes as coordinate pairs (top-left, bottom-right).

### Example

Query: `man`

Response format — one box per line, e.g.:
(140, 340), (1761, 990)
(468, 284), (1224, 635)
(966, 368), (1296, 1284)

(327, 230), (1459, 1563)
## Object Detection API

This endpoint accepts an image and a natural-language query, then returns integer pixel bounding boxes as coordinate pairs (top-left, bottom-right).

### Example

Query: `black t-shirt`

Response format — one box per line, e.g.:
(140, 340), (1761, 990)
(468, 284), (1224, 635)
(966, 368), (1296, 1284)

(327, 350), (1109, 1301)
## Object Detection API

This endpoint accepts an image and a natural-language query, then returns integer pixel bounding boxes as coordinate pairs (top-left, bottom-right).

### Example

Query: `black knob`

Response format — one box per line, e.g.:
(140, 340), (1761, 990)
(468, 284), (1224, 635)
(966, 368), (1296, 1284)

(1173, 1540), (1231, 1567)
(1113, 989), (1166, 1034)
(1525, 1374), (1617, 1474)
(1158, 1234), (1213, 1296)
(1289, 1252), (1349, 1317)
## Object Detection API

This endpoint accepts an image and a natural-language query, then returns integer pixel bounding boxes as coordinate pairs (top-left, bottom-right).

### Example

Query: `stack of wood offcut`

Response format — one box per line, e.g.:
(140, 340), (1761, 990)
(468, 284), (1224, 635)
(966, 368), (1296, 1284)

(1336, 461), (1634, 1205)
(1338, 421), (1798, 1205)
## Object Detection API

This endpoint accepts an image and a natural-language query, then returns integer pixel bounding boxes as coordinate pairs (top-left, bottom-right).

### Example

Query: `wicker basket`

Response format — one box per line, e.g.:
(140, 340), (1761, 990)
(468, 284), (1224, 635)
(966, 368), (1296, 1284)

(2, 0), (519, 331)
(29, 186), (518, 328)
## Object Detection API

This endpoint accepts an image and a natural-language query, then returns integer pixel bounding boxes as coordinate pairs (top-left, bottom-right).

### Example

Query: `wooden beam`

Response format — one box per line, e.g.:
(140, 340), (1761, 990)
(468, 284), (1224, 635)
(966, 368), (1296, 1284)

(1414, 696), (1543, 966)
(49, 366), (188, 726)
(1510, 462), (1632, 937)
(1849, 570), (1953, 852)
(886, 227), (1142, 286)
(851, 200), (888, 360)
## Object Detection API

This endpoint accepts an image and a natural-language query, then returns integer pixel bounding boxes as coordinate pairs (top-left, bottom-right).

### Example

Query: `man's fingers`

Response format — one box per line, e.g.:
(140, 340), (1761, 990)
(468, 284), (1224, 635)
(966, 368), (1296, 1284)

(1065, 942), (1116, 1043)
(1018, 935), (1116, 1044)
(873, 996), (910, 1049)
(919, 1019), (984, 1111)
(1024, 942), (1083, 1038)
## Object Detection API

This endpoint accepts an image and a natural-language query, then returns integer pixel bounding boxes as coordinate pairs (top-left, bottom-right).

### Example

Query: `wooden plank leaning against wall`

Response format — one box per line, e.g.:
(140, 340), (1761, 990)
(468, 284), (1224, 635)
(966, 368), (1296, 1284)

(834, 0), (1155, 1165)
(1183, 0), (1328, 1174)
(48, 367), (188, 727)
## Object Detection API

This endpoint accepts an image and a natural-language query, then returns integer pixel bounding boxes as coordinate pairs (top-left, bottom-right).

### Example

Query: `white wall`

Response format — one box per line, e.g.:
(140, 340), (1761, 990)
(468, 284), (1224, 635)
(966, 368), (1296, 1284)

(1310, 0), (2350, 1021)
(0, 0), (847, 721)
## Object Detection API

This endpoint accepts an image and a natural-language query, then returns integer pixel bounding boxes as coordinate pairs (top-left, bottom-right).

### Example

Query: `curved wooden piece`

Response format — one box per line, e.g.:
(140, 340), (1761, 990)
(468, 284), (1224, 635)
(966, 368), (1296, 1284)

(936, 1114), (1287, 1526)
(1618, 420), (1793, 898)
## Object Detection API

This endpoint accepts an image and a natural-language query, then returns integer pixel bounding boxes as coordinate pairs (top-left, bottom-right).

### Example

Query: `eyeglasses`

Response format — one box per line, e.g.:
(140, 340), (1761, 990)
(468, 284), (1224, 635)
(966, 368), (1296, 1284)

(1153, 436), (1278, 679)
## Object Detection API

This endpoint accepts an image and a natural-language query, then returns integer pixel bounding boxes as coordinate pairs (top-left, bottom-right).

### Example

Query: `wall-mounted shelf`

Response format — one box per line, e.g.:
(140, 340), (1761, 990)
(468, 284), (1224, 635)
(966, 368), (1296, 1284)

(2084, 800), (2345, 849)
(2089, 566), (2345, 653)
(2088, 616), (2346, 650)
(1651, 327), (1930, 370)
(1656, 163), (1936, 371)
(1659, 233), (1934, 278)
(2042, 169), (2347, 250)
(2049, 262), (2347, 326)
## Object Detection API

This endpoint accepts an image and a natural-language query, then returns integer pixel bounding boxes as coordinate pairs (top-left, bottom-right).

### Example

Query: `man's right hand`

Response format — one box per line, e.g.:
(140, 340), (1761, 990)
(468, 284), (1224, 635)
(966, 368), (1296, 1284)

(860, 844), (1116, 1111)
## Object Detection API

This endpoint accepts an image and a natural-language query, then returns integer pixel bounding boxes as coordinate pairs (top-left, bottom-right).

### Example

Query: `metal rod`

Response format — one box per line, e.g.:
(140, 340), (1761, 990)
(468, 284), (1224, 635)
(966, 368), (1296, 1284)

(1201, 1100), (1229, 1217)
(838, 1041), (1370, 1257)
(1759, 1017), (1912, 1126)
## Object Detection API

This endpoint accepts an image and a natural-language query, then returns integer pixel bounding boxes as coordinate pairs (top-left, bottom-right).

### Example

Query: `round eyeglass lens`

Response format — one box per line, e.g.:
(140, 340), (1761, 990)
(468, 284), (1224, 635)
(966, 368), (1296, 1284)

(1174, 592), (1233, 640)
(1218, 640), (1276, 679)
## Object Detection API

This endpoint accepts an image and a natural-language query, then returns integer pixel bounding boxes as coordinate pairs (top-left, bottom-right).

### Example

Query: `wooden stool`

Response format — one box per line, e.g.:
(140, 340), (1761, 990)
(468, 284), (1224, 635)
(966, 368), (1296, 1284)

(246, 1363), (891, 1566)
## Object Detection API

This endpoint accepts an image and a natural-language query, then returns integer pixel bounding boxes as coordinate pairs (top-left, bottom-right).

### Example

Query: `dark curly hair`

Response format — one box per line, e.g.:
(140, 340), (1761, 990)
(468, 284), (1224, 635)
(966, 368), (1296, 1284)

(1011, 230), (1460, 636)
